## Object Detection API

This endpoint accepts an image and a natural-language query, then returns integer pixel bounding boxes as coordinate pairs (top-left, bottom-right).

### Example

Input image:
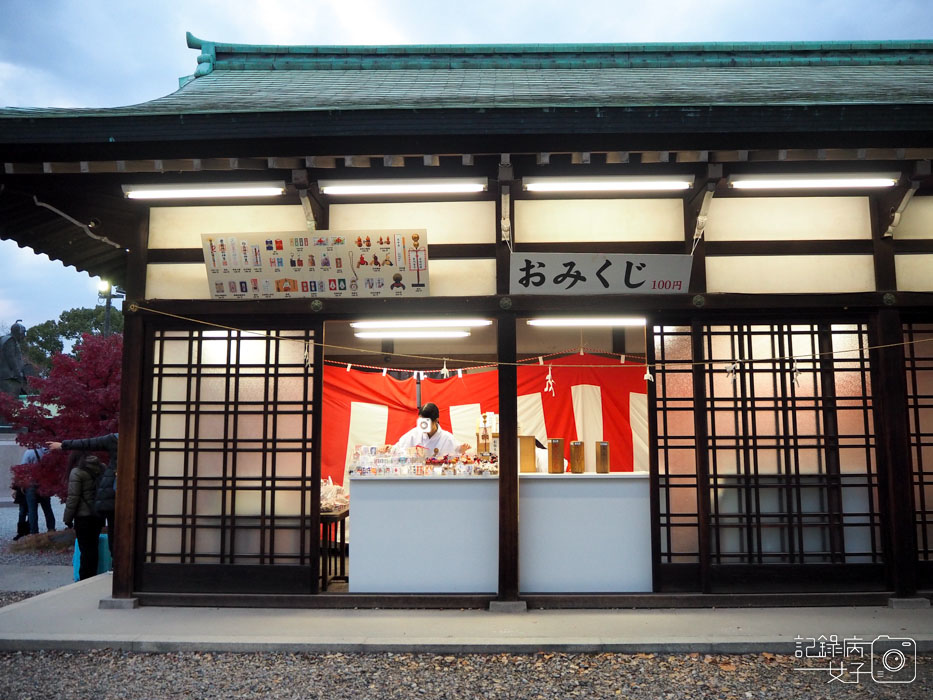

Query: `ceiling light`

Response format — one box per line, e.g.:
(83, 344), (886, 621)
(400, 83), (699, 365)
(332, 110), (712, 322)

(319, 178), (487, 195)
(354, 330), (471, 339)
(523, 176), (694, 192)
(729, 173), (899, 190)
(122, 182), (286, 199)
(526, 318), (647, 327)
(350, 319), (492, 329)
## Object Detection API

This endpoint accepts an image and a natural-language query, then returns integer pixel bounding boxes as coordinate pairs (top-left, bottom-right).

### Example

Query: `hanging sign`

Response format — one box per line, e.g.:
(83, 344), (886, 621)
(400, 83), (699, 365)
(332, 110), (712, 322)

(201, 230), (430, 300)
(509, 253), (692, 295)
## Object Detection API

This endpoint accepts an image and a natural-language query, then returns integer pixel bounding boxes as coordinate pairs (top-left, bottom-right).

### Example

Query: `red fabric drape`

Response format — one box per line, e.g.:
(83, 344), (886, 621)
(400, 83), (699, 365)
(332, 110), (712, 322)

(320, 353), (645, 483)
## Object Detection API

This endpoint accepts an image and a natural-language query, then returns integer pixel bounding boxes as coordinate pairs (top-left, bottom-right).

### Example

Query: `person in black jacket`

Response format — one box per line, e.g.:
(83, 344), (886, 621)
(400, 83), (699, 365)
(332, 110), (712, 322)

(11, 486), (29, 541)
(49, 433), (118, 558)
(62, 453), (104, 580)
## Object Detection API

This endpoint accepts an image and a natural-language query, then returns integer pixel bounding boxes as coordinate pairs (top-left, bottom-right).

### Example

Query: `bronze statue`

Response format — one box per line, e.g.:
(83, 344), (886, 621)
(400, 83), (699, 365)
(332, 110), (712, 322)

(0, 320), (27, 396)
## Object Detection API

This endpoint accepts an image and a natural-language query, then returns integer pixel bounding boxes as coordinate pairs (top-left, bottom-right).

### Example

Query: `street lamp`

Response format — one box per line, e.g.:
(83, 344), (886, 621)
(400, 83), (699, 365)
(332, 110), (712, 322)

(97, 280), (125, 337)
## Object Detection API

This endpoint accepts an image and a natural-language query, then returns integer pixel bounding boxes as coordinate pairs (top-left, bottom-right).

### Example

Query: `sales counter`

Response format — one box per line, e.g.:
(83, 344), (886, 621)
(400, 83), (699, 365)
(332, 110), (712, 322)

(349, 474), (499, 593)
(519, 472), (652, 593)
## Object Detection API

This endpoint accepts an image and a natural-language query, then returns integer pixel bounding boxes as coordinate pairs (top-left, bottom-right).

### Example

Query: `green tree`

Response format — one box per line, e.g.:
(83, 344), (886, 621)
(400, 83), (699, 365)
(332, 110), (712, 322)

(24, 319), (63, 372)
(18, 306), (124, 375)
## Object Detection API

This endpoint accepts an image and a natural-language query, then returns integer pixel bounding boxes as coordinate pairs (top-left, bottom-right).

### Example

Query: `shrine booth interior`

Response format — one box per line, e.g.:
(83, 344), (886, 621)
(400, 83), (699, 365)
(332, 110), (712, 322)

(1, 37), (932, 608)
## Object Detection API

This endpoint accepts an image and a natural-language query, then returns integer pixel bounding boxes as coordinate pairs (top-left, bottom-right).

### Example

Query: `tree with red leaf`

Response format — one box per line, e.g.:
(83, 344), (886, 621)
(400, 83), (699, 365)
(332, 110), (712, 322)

(0, 333), (121, 500)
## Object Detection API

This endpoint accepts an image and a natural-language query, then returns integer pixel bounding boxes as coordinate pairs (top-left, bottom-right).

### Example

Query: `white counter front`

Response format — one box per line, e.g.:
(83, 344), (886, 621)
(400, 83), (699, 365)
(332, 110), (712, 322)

(349, 475), (499, 593)
(519, 472), (652, 593)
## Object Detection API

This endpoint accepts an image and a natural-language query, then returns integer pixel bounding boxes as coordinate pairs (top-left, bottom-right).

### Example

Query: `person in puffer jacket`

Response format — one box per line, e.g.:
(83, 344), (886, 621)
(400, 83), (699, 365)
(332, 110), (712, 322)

(62, 453), (104, 580)
(50, 433), (118, 559)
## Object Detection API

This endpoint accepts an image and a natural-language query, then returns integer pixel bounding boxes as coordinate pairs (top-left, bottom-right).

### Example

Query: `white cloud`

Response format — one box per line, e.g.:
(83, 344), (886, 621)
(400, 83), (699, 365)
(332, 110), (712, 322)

(0, 240), (103, 330)
(0, 61), (87, 109)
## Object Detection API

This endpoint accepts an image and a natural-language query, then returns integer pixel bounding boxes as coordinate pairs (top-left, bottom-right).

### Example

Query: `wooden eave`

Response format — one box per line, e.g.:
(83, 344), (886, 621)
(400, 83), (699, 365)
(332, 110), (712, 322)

(3, 104), (933, 161)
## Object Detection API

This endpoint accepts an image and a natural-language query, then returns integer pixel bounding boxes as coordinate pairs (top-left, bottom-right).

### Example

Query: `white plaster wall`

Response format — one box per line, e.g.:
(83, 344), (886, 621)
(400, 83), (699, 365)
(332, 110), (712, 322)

(514, 199), (683, 242)
(706, 255), (876, 293)
(894, 196), (933, 239)
(896, 254), (933, 291)
(146, 263), (210, 299)
(428, 258), (496, 296)
(706, 197), (871, 241)
(329, 201), (496, 244)
(149, 205), (308, 248)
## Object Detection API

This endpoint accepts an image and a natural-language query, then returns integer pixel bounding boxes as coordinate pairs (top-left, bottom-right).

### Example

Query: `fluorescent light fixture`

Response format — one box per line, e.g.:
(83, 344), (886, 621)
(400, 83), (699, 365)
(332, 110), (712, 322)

(350, 319), (492, 329)
(354, 330), (471, 339)
(729, 173), (899, 190)
(122, 182), (286, 199)
(526, 317), (647, 327)
(319, 178), (487, 196)
(523, 176), (694, 193)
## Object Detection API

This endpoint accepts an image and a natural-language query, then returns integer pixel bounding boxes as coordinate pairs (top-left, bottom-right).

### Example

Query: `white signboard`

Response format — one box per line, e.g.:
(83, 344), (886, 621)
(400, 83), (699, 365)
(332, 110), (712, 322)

(510, 253), (693, 295)
(202, 230), (430, 300)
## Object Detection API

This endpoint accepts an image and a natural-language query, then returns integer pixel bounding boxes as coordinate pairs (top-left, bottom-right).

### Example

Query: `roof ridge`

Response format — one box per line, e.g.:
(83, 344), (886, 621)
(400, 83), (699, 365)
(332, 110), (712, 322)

(186, 32), (933, 55)
(182, 33), (933, 81)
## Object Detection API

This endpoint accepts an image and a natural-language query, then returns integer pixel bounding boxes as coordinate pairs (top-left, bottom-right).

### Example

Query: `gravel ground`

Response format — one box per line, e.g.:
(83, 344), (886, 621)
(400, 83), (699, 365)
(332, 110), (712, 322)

(0, 591), (40, 607)
(0, 650), (929, 700)
(0, 501), (72, 566)
(1, 504), (930, 699)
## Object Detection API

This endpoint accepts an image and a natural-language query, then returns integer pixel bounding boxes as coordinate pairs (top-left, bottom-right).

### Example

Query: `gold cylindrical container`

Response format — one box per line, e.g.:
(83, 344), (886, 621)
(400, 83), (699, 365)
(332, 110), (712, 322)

(518, 435), (536, 473)
(596, 441), (610, 473)
(570, 441), (585, 473)
(547, 438), (564, 473)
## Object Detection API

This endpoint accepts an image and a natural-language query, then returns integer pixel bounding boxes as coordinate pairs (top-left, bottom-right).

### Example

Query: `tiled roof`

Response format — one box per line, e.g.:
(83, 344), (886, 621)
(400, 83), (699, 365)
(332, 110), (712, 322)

(4, 37), (933, 118)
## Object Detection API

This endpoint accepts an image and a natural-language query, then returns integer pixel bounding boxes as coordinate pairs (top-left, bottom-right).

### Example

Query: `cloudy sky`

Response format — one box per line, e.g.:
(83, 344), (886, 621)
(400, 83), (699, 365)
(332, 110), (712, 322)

(1, 0), (932, 329)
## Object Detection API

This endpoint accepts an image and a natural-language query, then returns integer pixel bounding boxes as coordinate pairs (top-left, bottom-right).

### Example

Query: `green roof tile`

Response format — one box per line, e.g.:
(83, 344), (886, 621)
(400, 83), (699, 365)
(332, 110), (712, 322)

(4, 36), (933, 117)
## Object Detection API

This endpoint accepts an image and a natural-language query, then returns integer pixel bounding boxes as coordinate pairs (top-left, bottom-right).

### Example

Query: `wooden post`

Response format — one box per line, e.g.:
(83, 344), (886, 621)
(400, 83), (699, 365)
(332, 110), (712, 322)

(691, 322), (713, 593)
(872, 309), (917, 597)
(309, 321), (325, 593)
(497, 312), (519, 600)
(112, 213), (149, 599)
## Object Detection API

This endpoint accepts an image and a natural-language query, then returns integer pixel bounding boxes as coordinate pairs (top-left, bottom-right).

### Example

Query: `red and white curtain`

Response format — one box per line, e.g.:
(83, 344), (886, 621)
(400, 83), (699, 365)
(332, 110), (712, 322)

(321, 353), (648, 486)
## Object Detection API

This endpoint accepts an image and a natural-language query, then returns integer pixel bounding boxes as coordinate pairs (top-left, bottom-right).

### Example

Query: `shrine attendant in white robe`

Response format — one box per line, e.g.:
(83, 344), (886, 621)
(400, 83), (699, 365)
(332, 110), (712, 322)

(390, 402), (471, 457)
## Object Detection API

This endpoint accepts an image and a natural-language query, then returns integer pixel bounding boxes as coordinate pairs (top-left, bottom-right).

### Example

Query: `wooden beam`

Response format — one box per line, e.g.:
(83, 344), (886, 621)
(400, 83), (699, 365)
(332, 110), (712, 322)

(159, 159), (197, 171)
(870, 188), (903, 290)
(3, 162), (43, 174)
(684, 179), (716, 294)
(268, 157), (304, 169)
(343, 155), (372, 168)
(306, 156), (337, 169)
(675, 151), (709, 163)
(42, 162), (82, 174)
(640, 151), (670, 164)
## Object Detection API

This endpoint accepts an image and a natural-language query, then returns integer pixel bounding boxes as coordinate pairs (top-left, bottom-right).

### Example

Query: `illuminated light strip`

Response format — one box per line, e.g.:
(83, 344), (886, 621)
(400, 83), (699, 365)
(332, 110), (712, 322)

(350, 319), (492, 329)
(526, 318), (647, 327)
(523, 176), (693, 192)
(319, 178), (487, 195)
(122, 182), (286, 199)
(354, 330), (471, 339)
(730, 175), (899, 190)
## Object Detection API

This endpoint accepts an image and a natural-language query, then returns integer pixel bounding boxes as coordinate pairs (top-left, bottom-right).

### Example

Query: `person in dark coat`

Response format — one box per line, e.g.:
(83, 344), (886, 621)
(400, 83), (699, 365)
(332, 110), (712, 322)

(62, 453), (104, 580)
(49, 433), (117, 558)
